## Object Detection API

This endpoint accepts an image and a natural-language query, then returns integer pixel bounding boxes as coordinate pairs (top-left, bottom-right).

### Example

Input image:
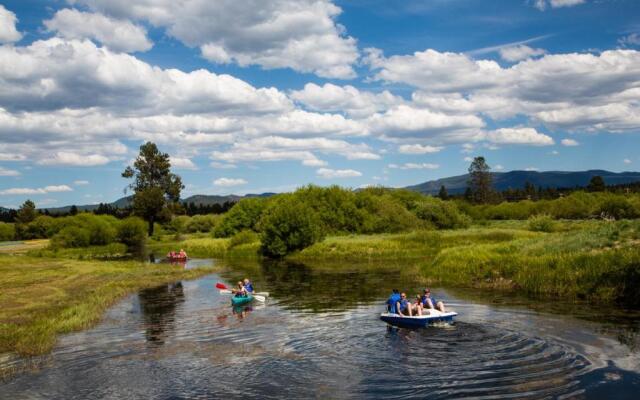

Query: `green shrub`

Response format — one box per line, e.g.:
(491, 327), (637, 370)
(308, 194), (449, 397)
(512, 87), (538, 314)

(185, 214), (220, 233)
(0, 222), (15, 241)
(214, 198), (268, 237)
(229, 229), (260, 248)
(166, 215), (190, 234)
(260, 196), (324, 257)
(413, 197), (471, 229)
(356, 194), (422, 233)
(528, 214), (558, 232)
(294, 185), (362, 233)
(51, 226), (91, 248)
(597, 197), (638, 220)
(116, 217), (147, 248)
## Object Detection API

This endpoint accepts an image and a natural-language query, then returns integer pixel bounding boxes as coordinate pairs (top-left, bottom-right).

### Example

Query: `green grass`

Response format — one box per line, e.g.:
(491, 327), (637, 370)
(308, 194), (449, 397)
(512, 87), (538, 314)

(0, 255), (217, 357)
(292, 220), (640, 306)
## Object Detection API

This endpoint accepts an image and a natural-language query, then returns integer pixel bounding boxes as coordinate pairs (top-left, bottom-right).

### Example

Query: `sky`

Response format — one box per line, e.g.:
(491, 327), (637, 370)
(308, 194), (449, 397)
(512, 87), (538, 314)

(0, 0), (639, 208)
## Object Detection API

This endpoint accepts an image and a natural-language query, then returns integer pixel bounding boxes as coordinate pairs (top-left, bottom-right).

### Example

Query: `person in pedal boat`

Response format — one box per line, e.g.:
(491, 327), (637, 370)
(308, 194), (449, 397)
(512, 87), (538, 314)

(386, 289), (401, 313)
(396, 292), (421, 316)
(232, 281), (248, 297)
(421, 288), (446, 312)
(243, 278), (254, 294)
(179, 249), (187, 258)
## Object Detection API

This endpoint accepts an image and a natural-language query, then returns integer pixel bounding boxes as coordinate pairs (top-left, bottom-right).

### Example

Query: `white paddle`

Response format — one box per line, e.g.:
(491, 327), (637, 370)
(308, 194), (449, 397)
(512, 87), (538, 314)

(218, 289), (265, 302)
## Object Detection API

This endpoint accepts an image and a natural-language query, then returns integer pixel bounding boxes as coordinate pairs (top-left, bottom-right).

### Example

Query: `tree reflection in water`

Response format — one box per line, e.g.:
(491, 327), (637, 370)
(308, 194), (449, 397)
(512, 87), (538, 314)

(138, 282), (185, 345)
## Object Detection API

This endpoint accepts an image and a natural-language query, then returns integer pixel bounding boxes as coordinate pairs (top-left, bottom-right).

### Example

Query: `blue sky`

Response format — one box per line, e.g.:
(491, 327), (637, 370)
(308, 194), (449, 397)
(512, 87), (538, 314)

(0, 0), (639, 208)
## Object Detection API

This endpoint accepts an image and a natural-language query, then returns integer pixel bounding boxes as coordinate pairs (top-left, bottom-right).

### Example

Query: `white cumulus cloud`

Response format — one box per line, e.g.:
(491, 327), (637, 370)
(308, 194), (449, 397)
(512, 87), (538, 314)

(316, 168), (362, 178)
(44, 9), (153, 53)
(397, 144), (443, 154)
(213, 177), (247, 187)
(0, 185), (73, 195)
(74, 0), (359, 78)
(0, 5), (22, 43)
(499, 45), (546, 62)
(561, 138), (579, 146)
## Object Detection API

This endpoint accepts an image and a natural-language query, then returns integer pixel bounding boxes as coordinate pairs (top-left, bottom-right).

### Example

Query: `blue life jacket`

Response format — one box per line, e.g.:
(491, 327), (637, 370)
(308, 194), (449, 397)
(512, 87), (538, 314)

(422, 295), (438, 307)
(386, 293), (401, 312)
(398, 298), (409, 312)
(245, 282), (254, 292)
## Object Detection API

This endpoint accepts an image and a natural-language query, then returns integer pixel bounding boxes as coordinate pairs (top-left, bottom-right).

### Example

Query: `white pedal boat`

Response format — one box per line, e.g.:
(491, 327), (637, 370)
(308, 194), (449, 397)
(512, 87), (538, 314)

(380, 310), (457, 328)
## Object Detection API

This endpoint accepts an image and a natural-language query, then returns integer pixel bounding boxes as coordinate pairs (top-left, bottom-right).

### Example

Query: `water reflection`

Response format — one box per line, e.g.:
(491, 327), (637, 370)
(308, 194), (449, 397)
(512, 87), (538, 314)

(138, 282), (185, 345)
(219, 258), (425, 313)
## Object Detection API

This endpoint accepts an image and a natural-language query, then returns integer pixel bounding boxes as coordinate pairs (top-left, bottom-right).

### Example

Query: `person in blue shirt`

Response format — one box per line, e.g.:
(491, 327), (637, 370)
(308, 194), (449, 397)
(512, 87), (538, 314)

(386, 289), (401, 313)
(243, 278), (254, 294)
(396, 292), (422, 316)
(421, 288), (446, 312)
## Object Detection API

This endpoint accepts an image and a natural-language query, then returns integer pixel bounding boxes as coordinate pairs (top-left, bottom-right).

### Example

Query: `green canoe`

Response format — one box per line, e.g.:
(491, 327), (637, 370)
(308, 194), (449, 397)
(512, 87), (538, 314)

(231, 294), (254, 306)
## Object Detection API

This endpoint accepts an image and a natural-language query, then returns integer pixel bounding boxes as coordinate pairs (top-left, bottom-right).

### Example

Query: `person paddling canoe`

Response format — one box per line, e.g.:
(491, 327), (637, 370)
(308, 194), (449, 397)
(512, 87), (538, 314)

(243, 278), (254, 294)
(232, 281), (248, 297)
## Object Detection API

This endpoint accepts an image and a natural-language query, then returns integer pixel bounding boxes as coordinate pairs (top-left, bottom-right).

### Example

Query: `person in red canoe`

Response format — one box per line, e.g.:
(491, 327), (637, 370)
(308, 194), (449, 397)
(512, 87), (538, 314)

(179, 249), (187, 258)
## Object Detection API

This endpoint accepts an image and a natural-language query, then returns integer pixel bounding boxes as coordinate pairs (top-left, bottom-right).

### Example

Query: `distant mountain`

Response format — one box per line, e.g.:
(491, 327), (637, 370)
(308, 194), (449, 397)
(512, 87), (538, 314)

(4, 170), (639, 213)
(406, 170), (640, 195)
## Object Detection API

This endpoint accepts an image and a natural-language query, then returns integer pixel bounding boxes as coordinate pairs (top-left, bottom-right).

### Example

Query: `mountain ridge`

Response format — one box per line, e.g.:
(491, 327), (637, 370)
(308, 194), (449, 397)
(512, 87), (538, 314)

(2, 170), (639, 212)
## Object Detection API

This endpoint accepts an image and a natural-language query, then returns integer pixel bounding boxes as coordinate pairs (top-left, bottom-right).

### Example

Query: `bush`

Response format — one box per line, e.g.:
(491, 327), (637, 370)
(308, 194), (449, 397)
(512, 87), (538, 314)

(260, 196), (324, 257)
(528, 214), (558, 232)
(229, 229), (260, 248)
(185, 214), (220, 233)
(51, 226), (91, 248)
(356, 193), (422, 234)
(0, 222), (15, 241)
(597, 197), (638, 220)
(116, 217), (147, 249)
(413, 197), (471, 229)
(214, 198), (268, 237)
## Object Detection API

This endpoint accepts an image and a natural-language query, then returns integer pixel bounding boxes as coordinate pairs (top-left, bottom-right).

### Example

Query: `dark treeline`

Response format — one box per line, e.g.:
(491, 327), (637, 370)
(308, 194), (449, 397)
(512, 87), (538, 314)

(0, 200), (236, 223)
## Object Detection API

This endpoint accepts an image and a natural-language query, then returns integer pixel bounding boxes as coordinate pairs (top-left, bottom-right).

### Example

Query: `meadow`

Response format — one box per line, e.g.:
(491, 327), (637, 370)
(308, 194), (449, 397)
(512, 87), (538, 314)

(0, 256), (216, 358)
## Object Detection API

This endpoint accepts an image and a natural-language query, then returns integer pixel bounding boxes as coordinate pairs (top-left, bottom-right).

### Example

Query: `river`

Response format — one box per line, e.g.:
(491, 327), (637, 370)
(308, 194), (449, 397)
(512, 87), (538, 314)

(1, 258), (639, 399)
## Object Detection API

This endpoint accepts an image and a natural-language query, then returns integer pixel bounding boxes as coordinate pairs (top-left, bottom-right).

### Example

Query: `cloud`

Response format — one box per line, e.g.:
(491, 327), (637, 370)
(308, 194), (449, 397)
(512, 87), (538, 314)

(213, 177), (247, 187)
(499, 45), (546, 62)
(524, 167), (540, 171)
(388, 163), (439, 170)
(210, 162), (237, 169)
(0, 185), (73, 195)
(494, 164), (504, 170)
(316, 168), (362, 178)
(290, 83), (401, 118)
(533, 0), (585, 11)
(0, 166), (20, 176)
(37, 152), (111, 166)
(624, 158), (632, 164)
(74, 0), (359, 78)
(398, 144), (443, 154)
(561, 138), (579, 146)
(0, 5), (22, 43)
(170, 157), (197, 170)
(368, 105), (484, 139)
(618, 33), (640, 48)
(44, 9), (153, 53)
(0, 153), (26, 161)
(366, 47), (640, 133)
(73, 180), (90, 185)
(210, 136), (378, 167)
(484, 128), (554, 146)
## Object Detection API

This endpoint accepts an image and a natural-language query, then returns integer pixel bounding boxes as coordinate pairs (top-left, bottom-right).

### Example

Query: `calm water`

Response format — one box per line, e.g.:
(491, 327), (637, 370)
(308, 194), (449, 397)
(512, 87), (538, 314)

(2, 258), (640, 399)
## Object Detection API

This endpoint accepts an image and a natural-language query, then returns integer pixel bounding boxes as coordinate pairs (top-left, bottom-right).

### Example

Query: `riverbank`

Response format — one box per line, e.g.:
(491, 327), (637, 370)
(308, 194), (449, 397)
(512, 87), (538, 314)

(293, 220), (640, 306)
(152, 219), (640, 306)
(0, 255), (217, 357)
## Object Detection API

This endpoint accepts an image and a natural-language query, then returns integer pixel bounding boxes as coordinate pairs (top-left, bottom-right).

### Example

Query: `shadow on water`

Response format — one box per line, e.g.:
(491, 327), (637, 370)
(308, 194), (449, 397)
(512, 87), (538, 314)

(138, 282), (185, 345)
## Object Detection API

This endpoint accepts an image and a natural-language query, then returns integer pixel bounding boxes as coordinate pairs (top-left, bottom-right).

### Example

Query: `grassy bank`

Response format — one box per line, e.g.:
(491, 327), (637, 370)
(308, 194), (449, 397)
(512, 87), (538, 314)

(291, 220), (640, 306)
(0, 255), (217, 357)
